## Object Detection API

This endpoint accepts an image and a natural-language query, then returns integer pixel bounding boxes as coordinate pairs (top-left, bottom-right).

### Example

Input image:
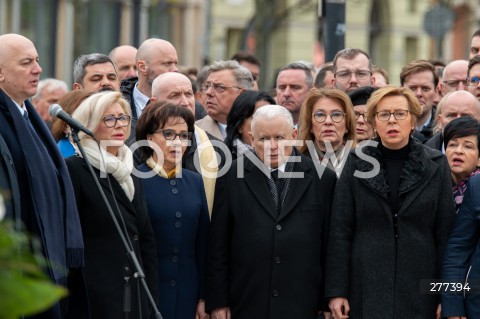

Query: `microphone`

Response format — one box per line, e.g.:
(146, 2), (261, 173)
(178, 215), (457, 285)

(49, 104), (95, 138)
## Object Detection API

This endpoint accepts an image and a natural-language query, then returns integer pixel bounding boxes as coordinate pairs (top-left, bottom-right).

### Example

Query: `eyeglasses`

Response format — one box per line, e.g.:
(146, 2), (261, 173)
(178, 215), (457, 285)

(201, 83), (242, 93)
(443, 79), (468, 87)
(354, 111), (368, 120)
(103, 115), (131, 128)
(312, 111), (346, 123)
(155, 129), (193, 141)
(375, 110), (409, 121)
(467, 76), (480, 86)
(335, 70), (371, 81)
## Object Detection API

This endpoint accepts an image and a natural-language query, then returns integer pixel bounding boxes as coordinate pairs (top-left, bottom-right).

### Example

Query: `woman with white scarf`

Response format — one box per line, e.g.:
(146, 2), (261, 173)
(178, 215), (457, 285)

(65, 91), (158, 319)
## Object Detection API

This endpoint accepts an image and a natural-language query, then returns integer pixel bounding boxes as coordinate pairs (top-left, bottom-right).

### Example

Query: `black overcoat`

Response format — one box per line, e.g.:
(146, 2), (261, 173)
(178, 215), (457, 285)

(206, 152), (336, 319)
(325, 138), (455, 318)
(66, 156), (159, 319)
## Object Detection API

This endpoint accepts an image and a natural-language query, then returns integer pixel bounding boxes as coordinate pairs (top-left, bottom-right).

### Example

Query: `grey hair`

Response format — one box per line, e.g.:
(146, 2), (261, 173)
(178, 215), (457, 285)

(251, 104), (294, 132)
(207, 60), (254, 89)
(33, 78), (68, 100)
(73, 53), (116, 85)
(277, 62), (314, 88)
(332, 48), (372, 73)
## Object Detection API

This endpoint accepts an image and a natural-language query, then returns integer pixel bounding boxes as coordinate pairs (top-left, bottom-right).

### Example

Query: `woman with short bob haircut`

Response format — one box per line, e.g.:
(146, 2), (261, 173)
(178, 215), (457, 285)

(136, 101), (209, 319)
(325, 86), (455, 319)
(298, 88), (356, 177)
(66, 91), (158, 319)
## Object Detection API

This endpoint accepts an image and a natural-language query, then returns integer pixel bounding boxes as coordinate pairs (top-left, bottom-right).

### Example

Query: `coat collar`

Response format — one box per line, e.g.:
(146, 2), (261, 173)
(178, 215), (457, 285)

(355, 138), (442, 201)
(242, 149), (313, 221)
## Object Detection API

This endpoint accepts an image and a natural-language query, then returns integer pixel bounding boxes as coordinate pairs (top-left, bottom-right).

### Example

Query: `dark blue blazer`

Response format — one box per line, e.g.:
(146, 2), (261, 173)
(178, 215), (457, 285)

(442, 174), (480, 318)
(137, 164), (209, 319)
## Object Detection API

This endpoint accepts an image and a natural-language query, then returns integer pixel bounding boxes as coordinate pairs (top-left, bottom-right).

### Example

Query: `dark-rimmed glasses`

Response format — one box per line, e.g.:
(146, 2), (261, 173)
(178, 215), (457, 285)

(443, 79), (468, 88)
(155, 129), (192, 141)
(375, 110), (409, 121)
(103, 115), (131, 128)
(312, 111), (346, 123)
(467, 76), (480, 86)
(335, 70), (371, 81)
(354, 111), (368, 120)
(201, 83), (242, 93)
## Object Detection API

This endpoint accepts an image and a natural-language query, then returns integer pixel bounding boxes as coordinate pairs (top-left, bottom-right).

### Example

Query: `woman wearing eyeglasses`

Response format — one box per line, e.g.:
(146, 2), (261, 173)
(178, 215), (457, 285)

(135, 101), (210, 319)
(298, 88), (356, 177)
(65, 91), (159, 318)
(325, 86), (455, 319)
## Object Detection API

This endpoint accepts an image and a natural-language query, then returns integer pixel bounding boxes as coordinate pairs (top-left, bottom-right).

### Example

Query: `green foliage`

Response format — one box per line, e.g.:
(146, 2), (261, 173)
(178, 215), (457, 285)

(0, 221), (67, 319)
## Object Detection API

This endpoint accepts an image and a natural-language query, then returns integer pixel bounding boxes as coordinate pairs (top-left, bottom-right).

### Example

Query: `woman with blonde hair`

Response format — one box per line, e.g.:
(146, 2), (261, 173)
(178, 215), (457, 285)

(65, 91), (158, 318)
(325, 86), (455, 319)
(298, 88), (356, 176)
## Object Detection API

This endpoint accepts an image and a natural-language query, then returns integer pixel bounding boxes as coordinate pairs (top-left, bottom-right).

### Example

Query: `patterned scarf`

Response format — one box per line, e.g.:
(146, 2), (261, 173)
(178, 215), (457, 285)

(452, 168), (480, 212)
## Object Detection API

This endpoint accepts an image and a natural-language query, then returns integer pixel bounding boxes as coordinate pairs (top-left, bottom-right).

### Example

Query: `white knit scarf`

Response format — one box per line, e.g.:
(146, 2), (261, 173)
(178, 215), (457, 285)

(76, 139), (135, 201)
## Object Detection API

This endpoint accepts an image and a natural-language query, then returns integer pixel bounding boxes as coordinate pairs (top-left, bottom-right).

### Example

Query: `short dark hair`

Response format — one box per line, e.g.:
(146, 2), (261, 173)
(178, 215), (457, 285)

(348, 86), (377, 106)
(468, 55), (480, 76)
(135, 101), (195, 162)
(231, 51), (261, 67)
(400, 59), (438, 87)
(314, 63), (333, 88)
(225, 90), (275, 153)
(73, 53), (116, 85)
(332, 48), (372, 73)
(443, 116), (480, 153)
(472, 29), (480, 39)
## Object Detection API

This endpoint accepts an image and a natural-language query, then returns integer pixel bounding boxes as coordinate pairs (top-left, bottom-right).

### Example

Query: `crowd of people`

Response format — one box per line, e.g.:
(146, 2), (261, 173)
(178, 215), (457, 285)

(0, 29), (480, 319)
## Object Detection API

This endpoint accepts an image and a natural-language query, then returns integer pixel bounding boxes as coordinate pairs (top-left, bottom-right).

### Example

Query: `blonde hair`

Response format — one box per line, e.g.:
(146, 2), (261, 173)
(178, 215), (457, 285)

(298, 88), (357, 153)
(365, 86), (421, 130)
(72, 91), (132, 140)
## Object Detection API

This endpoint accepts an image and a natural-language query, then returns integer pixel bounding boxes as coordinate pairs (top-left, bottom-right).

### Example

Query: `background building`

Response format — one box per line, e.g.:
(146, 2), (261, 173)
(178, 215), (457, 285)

(0, 0), (477, 89)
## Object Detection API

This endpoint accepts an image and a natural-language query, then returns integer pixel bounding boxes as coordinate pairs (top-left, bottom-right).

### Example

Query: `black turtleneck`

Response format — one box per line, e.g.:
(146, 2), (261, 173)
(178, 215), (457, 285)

(380, 141), (410, 213)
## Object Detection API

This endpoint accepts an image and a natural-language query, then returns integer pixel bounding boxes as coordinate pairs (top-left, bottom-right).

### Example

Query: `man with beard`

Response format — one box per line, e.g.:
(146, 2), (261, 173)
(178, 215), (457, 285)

(400, 60), (438, 142)
(276, 62), (313, 126)
(73, 53), (120, 92)
(332, 48), (375, 92)
(121, 38), (178, 143)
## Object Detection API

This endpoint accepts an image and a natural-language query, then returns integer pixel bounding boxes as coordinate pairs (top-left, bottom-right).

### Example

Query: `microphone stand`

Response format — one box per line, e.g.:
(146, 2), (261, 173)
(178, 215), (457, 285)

(71, 129), (163, 319)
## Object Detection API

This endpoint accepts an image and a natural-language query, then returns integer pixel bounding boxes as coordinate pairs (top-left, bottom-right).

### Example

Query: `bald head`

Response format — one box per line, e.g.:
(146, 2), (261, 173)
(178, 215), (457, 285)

(437, 90), (480, 132)
(151, 72), (195, 114)
(441, 60), (468, 95)
(0, 34), (42, 104)
(108, 45), (137, 81)
(136, 38), (178, 97)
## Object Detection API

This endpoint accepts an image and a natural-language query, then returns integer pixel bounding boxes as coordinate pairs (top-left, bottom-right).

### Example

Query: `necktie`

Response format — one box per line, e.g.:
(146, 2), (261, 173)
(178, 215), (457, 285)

(271, 169), (283, 216)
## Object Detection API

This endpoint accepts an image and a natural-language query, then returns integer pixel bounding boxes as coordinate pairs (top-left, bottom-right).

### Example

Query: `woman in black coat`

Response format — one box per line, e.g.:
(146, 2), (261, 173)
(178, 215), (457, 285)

(66, 91), (158, 318)
(325, 86), (456, 319)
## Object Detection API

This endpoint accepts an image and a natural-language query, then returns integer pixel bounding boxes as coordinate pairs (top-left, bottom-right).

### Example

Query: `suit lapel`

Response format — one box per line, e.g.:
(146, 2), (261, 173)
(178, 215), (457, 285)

(244, 159), (278, 220)
(278, 159), (313, 220)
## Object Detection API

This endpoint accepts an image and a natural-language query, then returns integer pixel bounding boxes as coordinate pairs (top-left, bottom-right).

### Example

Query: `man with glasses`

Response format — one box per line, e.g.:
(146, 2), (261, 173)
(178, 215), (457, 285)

(276, 62), (314, 126)
(466, 55), (480, 101)
(332, 48), (375, 92)
(425, 90), (480, 151)
(196, 60), (253, 140)
(440, 60), (468, 96)
(400, 60), (438, 143)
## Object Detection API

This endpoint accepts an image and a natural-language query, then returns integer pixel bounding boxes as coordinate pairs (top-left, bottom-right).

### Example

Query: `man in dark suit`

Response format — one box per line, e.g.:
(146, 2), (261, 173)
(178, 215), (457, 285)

(0, 33), (84, 318)
(206, 105), (337, 319)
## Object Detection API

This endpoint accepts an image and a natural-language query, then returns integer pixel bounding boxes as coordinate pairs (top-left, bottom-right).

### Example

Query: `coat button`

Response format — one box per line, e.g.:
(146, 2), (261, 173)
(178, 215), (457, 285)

(171, 256), (177, 262)
(133, 234), (139, 240)
(175, 211), (182, 218)
(172, 246), (179, 253)
(171, 188), (178, 194)
(170, 280), (176, 287)
(275, 257), (281, 264)
(272, 289), (279, 297)
(175, 221), (181, 228)
(276, 225), (282, 231)
(170, 180), (177, 186)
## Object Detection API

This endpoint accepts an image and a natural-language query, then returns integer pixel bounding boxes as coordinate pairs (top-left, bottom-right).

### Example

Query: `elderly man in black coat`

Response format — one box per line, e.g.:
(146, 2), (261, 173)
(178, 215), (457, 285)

(206, 104), (337, 319)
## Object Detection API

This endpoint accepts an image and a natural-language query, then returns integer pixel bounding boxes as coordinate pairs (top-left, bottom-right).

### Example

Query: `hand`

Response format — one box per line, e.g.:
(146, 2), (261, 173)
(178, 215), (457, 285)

(211, 307), (231, 319)
(329, 297), (350, 319)
(323, 311), (334, 319)
(436, 304), (441, 319)
(196, 300), (209, 319)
